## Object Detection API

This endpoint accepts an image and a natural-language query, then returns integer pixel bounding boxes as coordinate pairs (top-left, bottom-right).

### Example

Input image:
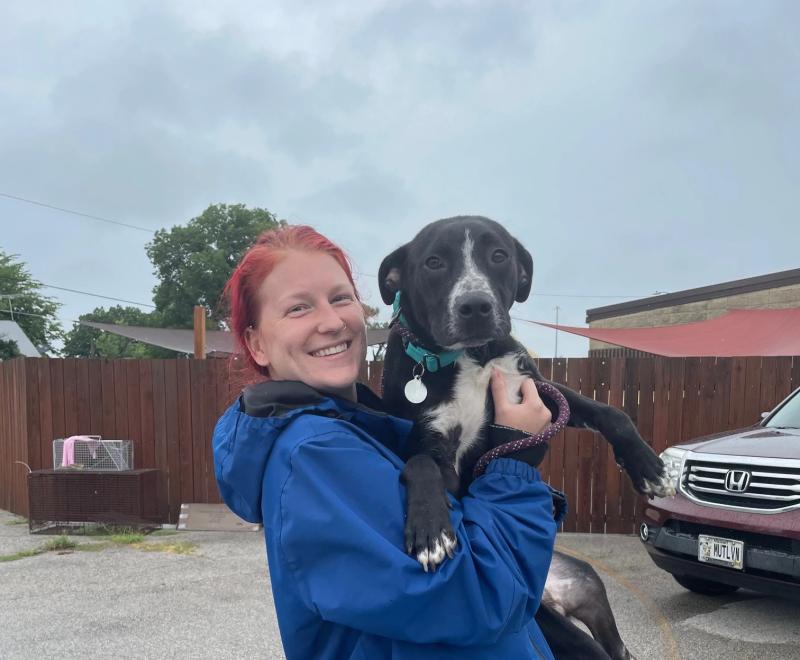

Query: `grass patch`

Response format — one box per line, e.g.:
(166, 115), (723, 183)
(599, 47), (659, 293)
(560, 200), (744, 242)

(134, 540), (197, 555)
(74, 542), (111, 552)
(108, 533), (145, 545)
(42, 535), (77, 552)
(0, 548), (41, 562)
(150, 529), (178, 537)
(0, 535), (76, 562)
(4, 517), (27, 526)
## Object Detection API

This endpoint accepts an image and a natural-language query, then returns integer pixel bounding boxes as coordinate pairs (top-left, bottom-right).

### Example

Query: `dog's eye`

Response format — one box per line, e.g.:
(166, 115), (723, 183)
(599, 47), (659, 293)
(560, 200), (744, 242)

(425, 256), (444, 270)
(491, 249), (508, 263)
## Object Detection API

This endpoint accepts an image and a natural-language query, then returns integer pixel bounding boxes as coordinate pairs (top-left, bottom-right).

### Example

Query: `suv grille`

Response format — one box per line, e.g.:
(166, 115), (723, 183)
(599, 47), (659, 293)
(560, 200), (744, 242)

(681, 458), (800, 512)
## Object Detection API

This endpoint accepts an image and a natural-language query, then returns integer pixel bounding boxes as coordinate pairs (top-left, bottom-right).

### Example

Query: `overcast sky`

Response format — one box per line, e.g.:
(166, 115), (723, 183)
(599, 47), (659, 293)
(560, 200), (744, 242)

(1, 0), (798, 357)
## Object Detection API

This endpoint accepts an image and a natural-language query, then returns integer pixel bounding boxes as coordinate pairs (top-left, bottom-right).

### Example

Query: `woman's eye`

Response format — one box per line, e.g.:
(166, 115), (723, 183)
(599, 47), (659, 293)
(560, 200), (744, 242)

(287, 304), (308, 315)
(332, 294), (354, 304)
(425, 256), (444, 270)
(491, 249), (508, 264)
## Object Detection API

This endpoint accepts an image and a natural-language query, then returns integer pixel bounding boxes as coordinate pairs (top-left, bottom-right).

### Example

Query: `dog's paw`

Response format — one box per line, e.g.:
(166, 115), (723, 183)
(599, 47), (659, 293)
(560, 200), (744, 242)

(415, 531), (458, 572)
(615, 442), (673, 497)
(640, 465), (676, 498)
(405, 499), (457, 572)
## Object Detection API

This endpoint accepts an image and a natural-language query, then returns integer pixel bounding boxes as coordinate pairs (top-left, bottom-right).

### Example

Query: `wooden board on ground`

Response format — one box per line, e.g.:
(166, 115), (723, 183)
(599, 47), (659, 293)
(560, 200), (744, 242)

(177, 503), (261, 532)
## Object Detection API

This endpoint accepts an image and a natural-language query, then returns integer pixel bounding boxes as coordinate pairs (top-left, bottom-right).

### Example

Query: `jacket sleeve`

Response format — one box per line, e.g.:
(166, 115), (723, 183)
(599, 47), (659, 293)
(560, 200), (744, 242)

(275, 425), (557, 647)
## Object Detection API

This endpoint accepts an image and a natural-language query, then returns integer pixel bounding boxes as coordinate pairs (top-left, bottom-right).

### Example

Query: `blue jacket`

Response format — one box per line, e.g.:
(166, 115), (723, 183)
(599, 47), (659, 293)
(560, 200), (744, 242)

(212, 381), (559, 660)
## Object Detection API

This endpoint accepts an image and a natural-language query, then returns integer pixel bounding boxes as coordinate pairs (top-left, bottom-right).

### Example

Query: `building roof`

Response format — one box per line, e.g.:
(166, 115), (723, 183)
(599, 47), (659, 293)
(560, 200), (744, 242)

(538, 308), (800, 357)
(586, 268), (800, 323)
(81, 321), (392, 356)
(0, 320), (41, 357)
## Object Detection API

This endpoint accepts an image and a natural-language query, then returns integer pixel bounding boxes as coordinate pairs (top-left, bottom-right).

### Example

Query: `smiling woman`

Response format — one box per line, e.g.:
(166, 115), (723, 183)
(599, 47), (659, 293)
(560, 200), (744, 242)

(213, 225), (560, 660)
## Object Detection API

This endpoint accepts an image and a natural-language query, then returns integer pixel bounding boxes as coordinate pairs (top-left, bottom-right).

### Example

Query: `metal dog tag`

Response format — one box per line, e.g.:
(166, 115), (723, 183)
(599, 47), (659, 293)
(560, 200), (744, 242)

(404, 376), (428, 404)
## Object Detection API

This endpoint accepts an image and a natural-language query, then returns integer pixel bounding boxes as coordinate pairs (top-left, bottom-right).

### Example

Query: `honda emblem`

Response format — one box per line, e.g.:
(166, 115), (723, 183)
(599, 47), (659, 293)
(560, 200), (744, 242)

(724, 469), (751, 493)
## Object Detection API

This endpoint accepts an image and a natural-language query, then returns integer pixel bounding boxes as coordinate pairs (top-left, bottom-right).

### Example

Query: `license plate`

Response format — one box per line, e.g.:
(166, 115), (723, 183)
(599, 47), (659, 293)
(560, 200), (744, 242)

(698, 534), (744, 570)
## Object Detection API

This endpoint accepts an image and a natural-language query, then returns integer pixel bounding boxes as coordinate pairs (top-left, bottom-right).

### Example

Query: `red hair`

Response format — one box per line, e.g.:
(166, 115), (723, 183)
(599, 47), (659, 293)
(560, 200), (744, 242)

(224, 225), (360, 382)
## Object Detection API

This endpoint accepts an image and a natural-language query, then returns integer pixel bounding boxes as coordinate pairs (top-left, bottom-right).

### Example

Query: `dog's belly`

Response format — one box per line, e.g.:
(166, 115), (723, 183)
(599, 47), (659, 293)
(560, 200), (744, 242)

(423, 353), (528, 474)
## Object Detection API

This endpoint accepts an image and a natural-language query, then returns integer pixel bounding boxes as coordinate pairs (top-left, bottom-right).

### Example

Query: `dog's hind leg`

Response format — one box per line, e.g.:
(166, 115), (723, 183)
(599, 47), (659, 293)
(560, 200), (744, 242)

(545, 552), (636, 660)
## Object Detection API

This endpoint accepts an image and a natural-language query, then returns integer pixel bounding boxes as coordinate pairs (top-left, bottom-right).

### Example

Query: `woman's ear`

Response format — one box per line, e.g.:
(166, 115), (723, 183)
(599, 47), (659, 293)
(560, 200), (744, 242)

(244, 326), (270, 368)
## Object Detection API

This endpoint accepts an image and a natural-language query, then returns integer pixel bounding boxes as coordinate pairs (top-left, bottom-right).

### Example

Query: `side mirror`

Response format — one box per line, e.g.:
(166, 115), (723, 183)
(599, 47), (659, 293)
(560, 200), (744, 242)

(760, 411), (770, 420)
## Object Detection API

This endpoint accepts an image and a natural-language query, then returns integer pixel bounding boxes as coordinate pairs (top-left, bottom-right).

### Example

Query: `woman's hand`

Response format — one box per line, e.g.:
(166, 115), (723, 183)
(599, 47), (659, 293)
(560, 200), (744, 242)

(490, 369), (552, 435)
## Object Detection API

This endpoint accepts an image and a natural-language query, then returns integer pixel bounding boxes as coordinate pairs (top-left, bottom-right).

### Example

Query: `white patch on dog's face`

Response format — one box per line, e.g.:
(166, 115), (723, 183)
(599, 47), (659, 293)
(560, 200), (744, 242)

(446, 228), (499, 336)
(423, 352), (528, 474)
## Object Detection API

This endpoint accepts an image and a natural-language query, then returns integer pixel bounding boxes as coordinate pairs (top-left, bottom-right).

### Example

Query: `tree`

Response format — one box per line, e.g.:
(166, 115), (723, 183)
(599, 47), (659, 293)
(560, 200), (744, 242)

(62, 305), (176, 358)
(0, 250), (61, 353)
(146, 204), (282, 329)
(0, 337), (21, 360)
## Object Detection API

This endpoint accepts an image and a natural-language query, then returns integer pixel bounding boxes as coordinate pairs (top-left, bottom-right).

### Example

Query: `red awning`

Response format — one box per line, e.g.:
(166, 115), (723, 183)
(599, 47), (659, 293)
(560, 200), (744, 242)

(533, 308), (800, 357)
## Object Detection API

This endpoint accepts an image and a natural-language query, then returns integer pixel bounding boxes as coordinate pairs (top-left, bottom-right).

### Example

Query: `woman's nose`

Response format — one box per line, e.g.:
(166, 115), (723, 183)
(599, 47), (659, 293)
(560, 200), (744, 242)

(317, 304), (346, 333)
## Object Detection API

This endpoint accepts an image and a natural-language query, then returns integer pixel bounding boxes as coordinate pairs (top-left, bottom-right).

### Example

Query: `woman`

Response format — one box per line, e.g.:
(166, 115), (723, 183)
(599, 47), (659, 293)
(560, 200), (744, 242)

(212, 225), (561, 659)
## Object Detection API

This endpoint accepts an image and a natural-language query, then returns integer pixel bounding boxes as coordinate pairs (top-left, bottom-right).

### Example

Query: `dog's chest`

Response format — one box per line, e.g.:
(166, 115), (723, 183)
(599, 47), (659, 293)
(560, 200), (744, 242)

(423, 353), (527, 473)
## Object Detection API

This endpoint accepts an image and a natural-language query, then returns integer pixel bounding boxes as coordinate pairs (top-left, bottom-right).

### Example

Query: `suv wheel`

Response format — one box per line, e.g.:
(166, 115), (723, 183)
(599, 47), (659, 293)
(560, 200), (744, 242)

(672, 574), (739, 596)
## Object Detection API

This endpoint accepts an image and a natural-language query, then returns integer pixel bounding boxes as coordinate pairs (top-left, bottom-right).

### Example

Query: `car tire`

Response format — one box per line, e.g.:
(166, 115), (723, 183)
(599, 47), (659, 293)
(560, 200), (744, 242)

(672, 574), (740, 596)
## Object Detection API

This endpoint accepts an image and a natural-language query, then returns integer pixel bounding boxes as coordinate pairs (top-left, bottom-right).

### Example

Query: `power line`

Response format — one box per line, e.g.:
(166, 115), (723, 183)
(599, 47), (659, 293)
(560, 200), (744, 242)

(40, 284), (156, 308)
(0, 192), (157, 234)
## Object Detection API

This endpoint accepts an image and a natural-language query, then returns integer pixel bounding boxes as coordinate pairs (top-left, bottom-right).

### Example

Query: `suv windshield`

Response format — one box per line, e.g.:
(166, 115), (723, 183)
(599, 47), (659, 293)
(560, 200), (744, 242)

(765, 388), (800, 429)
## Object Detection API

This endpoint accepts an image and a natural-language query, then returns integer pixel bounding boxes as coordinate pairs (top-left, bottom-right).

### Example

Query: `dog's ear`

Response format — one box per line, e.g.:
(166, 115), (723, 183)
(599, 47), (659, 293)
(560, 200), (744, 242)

(513, 238), (533, 302)
(378, 245), (407, 304)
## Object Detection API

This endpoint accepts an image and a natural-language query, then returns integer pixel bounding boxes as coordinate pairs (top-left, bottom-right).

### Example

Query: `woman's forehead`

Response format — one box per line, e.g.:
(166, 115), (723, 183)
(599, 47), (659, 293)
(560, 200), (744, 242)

(260, 251), (353, 298)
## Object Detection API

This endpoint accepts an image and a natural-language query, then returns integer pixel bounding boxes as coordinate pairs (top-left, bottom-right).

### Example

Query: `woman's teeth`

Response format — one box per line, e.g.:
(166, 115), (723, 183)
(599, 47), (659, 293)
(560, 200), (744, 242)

(311, 343), (348, 357)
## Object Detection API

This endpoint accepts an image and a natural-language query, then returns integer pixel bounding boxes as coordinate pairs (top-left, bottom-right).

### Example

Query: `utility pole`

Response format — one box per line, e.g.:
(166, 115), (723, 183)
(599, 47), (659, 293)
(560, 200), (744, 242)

(554, 305), (560, 358)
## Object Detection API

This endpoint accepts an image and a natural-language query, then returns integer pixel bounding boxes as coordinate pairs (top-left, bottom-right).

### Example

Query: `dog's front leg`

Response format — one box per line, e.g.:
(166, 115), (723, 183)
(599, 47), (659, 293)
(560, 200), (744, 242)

(548, 383), (673, 497)
(402, 451), (458, 572)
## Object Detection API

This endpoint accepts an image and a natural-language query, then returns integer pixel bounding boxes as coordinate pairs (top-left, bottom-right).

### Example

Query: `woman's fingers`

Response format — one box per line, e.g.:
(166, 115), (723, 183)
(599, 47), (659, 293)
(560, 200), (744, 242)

(489, 368), (508, 411)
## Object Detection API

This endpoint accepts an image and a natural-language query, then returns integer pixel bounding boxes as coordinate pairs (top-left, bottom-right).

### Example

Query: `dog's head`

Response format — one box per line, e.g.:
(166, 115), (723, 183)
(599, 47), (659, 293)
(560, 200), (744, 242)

(379, 216), (532, 349)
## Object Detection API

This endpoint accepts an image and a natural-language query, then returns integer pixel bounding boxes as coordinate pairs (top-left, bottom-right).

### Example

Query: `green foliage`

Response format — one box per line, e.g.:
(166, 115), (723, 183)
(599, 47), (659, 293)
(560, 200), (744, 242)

(0, 337), (21, 360)
(146, 204), (282, 329)
(363, 303), (389, 330)
(0, 250), (62, 352)
(62, 305), (177, 358)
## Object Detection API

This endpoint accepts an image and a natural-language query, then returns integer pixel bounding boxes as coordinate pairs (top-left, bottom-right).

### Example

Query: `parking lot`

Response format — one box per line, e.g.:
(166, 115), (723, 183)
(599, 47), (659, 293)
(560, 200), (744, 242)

(2, 509), (799, 659)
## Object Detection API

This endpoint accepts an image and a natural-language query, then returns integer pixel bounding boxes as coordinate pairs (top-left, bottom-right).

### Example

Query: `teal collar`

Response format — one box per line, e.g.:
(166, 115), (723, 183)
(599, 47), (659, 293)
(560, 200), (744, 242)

(392, 292), (464, 373)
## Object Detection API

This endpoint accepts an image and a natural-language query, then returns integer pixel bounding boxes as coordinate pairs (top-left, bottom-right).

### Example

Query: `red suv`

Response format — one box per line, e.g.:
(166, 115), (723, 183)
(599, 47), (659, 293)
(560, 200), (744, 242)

(640, 386), (800, 600)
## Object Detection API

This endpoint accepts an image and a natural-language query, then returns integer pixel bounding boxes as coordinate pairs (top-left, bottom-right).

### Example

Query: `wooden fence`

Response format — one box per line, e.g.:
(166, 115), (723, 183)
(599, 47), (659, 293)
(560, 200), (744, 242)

(1, 356), (798, 532)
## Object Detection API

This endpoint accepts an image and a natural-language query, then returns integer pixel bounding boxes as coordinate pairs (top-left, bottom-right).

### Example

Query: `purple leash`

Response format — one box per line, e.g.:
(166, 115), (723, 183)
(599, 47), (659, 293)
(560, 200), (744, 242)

(473, 381), (571, 479)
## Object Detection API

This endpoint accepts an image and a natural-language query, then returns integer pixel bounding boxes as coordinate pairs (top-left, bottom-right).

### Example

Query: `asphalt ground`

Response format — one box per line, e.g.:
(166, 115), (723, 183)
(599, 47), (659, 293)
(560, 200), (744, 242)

(2, 509), (799, 659)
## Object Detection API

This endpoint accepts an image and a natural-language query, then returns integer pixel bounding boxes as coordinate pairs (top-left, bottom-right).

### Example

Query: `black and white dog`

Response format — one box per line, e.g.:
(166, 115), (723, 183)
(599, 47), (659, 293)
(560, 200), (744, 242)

(377, 216), (670, 658)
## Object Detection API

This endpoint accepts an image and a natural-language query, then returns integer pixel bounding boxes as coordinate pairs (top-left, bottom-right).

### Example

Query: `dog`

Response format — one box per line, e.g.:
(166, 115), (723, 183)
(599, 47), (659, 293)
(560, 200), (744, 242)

(377, 215), (668, 658)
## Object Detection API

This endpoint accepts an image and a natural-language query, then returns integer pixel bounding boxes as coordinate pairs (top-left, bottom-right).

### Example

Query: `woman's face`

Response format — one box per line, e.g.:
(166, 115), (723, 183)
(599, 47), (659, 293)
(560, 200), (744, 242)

(245, 250), (367, 400)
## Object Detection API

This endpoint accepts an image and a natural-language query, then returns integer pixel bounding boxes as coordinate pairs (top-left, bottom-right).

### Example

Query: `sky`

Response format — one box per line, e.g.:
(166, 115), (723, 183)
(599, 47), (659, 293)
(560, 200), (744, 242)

(1, 0), (798, 357)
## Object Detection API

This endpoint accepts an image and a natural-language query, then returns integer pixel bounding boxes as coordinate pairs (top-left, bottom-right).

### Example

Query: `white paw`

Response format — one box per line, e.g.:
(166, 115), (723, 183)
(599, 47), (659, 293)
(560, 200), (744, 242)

(416, 532), (457, 572)
(643, 468), (676, 497)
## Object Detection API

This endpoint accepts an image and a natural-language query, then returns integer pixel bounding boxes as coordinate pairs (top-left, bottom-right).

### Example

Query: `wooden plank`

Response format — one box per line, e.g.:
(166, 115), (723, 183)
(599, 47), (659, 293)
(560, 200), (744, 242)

(628, 358), (655, 535)
(138, 360), (155, 470)
(48, 359), (66, 450)
(149, 360), (169, 520)
(190, 360), (208, 503)
(574, 358), (594, 534)
(604, 358), (625, 533)
(87, 359), (103, 434)
(727, 357), (748, 430)
(100, 359), (117, 437)
(742, 357), (763, 426)
(759, 356), (781, 414)
(151, 360), (173, 522)
(163, 360), (181, 522)
(176, 360), (194, 506)
(62, 358), (79, 436)
(560, 357), (582, 532)
(113, 360), (129, 442)
(548, 358), (567, 502)
(126, 360), (143, 465)
(25, 359), (42, 472)
(206, 359), (224, 503)
(710, 358), (732, 434)
(680, 357), (702, 442)
(773, 357), (794, 403)
(590, 357), (610, 533)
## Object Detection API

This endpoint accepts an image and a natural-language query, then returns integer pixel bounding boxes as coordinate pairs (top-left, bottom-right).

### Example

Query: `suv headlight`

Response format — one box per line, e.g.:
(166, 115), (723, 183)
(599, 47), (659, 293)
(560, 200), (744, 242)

(659, 447), (687, 492)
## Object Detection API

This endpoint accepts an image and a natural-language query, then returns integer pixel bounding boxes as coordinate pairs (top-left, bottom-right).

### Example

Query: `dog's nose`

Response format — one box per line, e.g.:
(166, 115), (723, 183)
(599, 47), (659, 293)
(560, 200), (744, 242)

(457, 293), (494, 319)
